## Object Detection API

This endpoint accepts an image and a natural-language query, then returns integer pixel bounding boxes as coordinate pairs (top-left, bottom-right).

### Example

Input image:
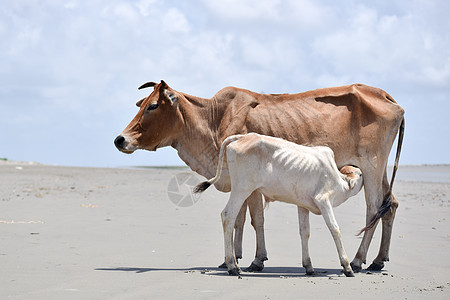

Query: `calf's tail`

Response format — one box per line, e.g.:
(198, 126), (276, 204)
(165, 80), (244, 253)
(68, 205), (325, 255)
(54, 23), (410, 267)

(358, 117), (405, 235)
(193, 135), (244, 193)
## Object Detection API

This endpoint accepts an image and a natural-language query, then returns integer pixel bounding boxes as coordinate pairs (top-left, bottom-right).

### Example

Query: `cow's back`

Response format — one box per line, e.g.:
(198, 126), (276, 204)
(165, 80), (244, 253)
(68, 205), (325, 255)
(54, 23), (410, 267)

(216, 84), (403, 168)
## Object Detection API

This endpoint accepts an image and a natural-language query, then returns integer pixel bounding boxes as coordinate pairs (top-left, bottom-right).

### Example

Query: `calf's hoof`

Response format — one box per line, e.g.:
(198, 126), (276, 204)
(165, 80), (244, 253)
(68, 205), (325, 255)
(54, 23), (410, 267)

(343, 270), (355, 277)
(367, 261), (384, 271)
(350, 262), (362, 273)
(228, 268), (241, 276)
(306, 270), (316, 276)
(244, 262), (264, 272)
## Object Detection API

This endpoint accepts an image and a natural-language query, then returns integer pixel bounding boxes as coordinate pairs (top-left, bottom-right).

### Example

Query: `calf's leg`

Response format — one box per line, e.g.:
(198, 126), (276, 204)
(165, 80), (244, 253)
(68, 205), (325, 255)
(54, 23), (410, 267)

(222, 189), (254, 275)
(298, 206), (314, 275)
(218, 203), (247, 269)
(315, 197), (354, 277)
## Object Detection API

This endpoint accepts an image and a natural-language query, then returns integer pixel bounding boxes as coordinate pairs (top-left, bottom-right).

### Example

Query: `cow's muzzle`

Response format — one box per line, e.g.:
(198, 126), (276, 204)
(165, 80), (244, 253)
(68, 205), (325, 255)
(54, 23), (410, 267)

(114, 135), (135, 154)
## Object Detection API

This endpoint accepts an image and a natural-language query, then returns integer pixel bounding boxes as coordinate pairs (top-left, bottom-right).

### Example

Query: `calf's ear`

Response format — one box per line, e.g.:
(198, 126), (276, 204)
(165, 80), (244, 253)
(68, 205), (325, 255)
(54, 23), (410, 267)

(348, 177), (357, 189)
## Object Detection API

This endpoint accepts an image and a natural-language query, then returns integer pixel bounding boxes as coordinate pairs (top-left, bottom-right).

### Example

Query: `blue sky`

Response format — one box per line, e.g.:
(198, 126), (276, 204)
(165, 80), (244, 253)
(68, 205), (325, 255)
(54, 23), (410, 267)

(1, 0), (449, 167)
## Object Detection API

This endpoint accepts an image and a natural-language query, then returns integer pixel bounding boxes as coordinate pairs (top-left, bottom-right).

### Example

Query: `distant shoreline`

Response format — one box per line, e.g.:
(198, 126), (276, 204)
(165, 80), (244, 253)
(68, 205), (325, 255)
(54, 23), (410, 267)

(1, 159), (449, 169)
(2, 161), (450, 183)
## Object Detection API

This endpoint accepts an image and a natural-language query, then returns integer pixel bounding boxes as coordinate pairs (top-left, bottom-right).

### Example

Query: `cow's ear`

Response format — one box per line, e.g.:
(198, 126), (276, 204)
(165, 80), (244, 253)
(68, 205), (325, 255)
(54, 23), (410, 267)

(136, 97), (145, 107)
(159, 80), (177, 105)
(164, 90), (178, 105)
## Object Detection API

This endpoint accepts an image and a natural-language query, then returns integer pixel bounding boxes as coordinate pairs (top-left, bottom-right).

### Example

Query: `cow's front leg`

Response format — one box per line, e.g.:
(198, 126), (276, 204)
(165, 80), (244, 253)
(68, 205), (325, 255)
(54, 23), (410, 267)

(245, 191), (268, 272)
(221, 190), (252, 276)
(234, 202), (247, 261)
(298, 206), (314, 275)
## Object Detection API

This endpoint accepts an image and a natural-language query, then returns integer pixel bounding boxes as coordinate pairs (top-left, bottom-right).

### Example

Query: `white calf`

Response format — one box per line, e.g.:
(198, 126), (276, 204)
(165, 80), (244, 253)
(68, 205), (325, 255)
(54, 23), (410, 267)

(194, 133), (364, 277)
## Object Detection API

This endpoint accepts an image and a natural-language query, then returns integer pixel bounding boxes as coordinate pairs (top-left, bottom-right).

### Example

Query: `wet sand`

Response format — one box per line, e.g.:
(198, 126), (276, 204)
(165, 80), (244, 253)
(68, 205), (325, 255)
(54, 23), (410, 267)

(1, 162), (449, 299)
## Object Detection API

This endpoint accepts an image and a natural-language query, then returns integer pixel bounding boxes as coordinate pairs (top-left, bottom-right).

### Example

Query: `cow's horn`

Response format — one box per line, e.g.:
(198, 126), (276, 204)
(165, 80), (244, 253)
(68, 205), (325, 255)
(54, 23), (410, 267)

(138, 82), (157, 90)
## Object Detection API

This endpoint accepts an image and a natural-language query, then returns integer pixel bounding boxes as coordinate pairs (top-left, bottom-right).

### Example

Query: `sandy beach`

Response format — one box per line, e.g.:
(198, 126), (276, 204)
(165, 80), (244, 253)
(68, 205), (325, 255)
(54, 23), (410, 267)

(1, 162), (449, 299)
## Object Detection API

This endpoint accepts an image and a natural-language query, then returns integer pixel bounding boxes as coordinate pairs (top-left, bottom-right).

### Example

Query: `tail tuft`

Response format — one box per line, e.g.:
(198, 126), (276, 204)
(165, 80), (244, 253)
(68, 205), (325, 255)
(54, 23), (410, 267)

(357, 192), (392, 236)
(193, 181), (212, 193)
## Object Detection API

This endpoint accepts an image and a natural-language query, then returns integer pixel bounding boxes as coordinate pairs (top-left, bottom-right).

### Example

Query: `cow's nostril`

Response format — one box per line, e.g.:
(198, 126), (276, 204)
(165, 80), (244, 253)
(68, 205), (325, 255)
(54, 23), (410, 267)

(114, 135), (125, 148)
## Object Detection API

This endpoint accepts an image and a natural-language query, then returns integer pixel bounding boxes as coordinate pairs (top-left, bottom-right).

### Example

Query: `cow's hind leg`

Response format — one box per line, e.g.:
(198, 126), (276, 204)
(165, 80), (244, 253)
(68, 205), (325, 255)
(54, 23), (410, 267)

(298, 206), (314, 275)
(350, 172), (382, 272)
(369, 178), (399, 271)
(245, 191), (268, 272)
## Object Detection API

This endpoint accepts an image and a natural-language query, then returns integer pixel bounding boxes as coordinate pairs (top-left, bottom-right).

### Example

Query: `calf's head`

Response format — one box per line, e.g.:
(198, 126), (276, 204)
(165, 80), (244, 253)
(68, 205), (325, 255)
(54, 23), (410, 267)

(339, 165), (364, 194)
(114, 80), (183, 154)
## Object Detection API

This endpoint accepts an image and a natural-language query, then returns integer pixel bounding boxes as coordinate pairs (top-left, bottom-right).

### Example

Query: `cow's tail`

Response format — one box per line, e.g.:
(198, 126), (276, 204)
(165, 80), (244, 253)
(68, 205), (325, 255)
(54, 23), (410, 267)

(193, 135), (244, 193)
(358, 117), (405, 235)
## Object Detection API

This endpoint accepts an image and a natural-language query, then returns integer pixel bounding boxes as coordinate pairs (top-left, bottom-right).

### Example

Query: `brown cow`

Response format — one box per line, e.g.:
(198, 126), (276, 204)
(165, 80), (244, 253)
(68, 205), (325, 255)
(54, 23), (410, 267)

(114, 80), (405, 273)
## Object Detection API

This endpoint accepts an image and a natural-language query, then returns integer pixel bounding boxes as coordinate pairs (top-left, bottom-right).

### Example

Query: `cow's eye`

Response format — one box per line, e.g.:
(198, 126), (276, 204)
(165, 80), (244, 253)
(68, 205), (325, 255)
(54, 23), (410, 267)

(147, 103), (159, 111)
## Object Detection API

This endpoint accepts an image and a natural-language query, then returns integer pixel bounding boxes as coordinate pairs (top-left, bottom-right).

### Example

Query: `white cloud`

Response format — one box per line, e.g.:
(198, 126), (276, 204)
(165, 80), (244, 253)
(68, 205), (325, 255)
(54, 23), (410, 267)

(424, 58), (450, 86)
(162, 8), (190, 33)
(11, 26), (41, 54)
(201, 0), (281, 21)
(377, 15), (398, 32)
(240, 36), (274, 69)
(282, 0), (333, 29)
(135, 0), (158, 17)
(110, 2), (140, 22)
(201, 0), (332, 33)
(64, 1), (78, 10)
(0, 19), (5, 36)
(309, 2), (450, 90)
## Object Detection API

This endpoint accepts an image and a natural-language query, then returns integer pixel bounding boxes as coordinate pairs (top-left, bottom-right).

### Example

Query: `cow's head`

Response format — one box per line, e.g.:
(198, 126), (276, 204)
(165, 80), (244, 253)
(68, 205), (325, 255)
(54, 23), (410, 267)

(114, 80), (183, 154)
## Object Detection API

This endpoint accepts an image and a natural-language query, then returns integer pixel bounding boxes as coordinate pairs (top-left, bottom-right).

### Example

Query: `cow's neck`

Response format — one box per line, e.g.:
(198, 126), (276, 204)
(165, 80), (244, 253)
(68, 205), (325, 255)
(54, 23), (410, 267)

(172, 93), (222, 179)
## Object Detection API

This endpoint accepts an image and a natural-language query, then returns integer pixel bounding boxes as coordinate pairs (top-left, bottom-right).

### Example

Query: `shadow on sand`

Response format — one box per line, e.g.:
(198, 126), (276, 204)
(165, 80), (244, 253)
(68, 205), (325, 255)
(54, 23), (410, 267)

(95, 266), (355, 278)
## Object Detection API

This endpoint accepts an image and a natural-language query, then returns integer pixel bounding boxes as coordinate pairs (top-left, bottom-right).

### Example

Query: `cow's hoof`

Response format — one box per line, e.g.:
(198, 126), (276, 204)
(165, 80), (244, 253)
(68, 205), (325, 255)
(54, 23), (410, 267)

(228, 268), (241, 276)
(244, 262), (264, 272)
(343, 270), (355, 277)
(350, 262), (362, 273)
(306, 270), (316, 276)
(367, 261), (384, 271)
(219, 258), (240, 269)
